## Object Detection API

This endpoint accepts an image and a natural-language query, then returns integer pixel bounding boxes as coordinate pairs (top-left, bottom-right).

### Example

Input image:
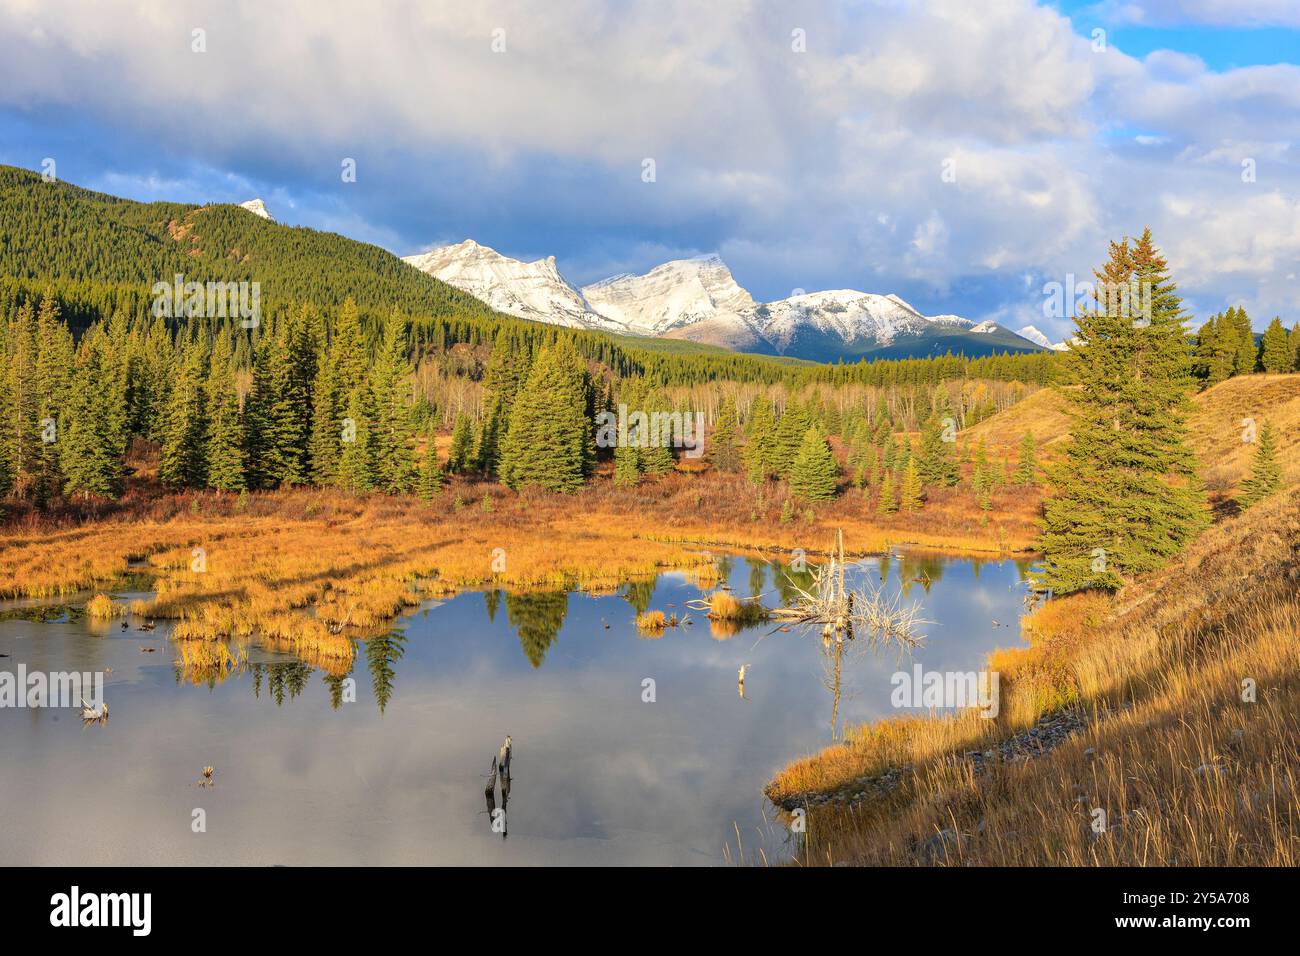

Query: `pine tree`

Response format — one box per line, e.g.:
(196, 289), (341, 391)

(899, 457), (923, 511)
(498, 342), (589, 493)
(876, 469), (897, 515)
(336, 387), (375, 493)
(1237, 419), (1281, 508)
(158, 334), (208, 489)
(710, 395), (741, 472)
(1038, 230), (1208, 593)
(613, 444), (641, 486)
(1259, 317), (1291, 373)
(448, 412), (476, 473)
(61, 328), (124, 499)
(203, 333), (246, 492)
(771, 402), (812, 478)
(917, 389), (959, 487)
(476, 333), (530, 477)
(742, 395), (776, 483)
(636, 386), (676, 476)
(787, 427), (839, 500)
(1015, 431), (1037, 486)
(1290, 323), (1300, 372)
(369, 309), (417, 493)
(416, 432), (443, 500)
(308, 354), (340, 484)
(1226, 306), (1257, 376)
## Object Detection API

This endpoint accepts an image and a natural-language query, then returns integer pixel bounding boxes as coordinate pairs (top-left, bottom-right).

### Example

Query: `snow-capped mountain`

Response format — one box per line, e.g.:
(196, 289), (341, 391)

(581, 255), (756, 336)
(402, 239), (1048, 361)
(402, 240), (627, 333)
(1016, 325), (1070, 351)
(239, 198), (275, 222)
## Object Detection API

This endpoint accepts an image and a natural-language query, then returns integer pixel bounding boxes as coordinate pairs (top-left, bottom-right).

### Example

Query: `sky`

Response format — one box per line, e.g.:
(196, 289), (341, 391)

(0, 0), (1296, 343)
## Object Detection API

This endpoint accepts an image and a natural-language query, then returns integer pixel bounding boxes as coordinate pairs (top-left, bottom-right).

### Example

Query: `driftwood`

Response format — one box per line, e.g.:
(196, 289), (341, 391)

(769, 529), (927, 652)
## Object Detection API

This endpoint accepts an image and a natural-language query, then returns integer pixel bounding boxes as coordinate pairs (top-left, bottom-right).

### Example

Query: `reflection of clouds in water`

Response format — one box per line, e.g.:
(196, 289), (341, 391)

(0, 553), (1030, 865)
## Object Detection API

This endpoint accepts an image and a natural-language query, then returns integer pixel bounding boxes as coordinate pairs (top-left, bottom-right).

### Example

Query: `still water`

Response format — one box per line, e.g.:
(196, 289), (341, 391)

(0, 553), (1032, 865)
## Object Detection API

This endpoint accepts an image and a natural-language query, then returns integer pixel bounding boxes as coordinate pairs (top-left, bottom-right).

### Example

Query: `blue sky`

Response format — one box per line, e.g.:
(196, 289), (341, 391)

(1, 0), (1297, 342)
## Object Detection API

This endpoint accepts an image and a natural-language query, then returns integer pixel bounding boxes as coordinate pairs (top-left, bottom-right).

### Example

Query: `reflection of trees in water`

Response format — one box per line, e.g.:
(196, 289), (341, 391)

(250, 661), (316, 707)
(716, 554), (735, 586)
(620, 578), (656, 616)
(745, 558), (767, 598)
(506, 591), (569, 669)
(324, 669), (354, 710)
(774, 562), (818, 606)
(366, 630), (408, 713)
(484, 589), (501, 623)
(898, 554), (945, 597)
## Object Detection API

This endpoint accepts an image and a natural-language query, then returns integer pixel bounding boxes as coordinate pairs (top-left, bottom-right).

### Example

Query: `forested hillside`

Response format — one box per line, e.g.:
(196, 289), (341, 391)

(0, 166), (1056, 510)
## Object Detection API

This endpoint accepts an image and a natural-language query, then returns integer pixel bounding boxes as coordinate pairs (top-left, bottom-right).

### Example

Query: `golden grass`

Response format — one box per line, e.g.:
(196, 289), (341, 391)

(85, 592), (124, 619)
(706, 590), (768, 624)
(768, 485), (1300, 866)
(635, 610), (668, 634)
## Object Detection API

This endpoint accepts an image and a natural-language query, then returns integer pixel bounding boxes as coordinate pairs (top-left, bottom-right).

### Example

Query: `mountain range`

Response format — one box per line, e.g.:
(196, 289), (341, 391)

(0, 164), (1063, 364)
(402, 239), (1062, 362)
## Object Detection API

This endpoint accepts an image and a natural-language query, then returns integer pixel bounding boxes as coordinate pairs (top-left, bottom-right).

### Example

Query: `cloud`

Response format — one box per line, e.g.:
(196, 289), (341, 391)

(0, 0), (1294, 331)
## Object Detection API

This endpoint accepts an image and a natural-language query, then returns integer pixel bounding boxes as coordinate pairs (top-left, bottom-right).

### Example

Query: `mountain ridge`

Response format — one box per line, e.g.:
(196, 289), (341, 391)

(405, 238), (1048, 361)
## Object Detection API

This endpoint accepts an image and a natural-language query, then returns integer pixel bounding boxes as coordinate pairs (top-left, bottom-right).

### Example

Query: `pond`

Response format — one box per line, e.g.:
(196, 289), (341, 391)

(0, 552), (1033, 865)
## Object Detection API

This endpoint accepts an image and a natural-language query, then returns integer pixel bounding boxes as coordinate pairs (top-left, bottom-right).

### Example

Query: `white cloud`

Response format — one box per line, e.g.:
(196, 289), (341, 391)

(0, 0), (1294, 326)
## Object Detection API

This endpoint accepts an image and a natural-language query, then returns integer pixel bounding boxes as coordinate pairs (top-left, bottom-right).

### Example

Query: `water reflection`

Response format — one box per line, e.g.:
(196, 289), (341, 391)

(0, 551), (1036, 865)
(504, 591), (569, 668)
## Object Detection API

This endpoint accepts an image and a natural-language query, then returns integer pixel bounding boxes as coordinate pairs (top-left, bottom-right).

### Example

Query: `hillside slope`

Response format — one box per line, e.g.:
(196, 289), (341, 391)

(964, 373), (1300, 494)
(769, 483), (1300, 865)
(0, 164), (494, 320)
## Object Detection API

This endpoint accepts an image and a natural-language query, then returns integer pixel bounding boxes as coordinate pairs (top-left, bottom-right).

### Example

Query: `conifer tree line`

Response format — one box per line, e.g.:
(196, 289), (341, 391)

(0, 280), (1060, 504)
(1191, 305), (1300, 387)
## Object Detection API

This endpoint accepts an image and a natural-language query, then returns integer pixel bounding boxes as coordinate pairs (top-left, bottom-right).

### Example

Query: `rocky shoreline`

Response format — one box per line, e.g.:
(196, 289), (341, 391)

(769, 708), (1087, 812)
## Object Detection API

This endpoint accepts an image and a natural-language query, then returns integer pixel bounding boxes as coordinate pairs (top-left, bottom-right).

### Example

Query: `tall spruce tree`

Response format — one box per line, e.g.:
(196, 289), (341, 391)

(369, 309), (417, 493)
(787, 427), (839, 500)
(743, 395), (776, 483)
(1259, 317), (1291, 373)
(416, 432), (443, 500)
(61, 327), (124, 499)
(710, 395), (741, 472)
(158, 332), (209, 489)
(1015, 431), (1037, 486)
(448, 413), (476, 473)
(917, 388), (959, 487)
(498, 342), (589, 493)
(1237, 419), (1281, 508)
(899, 457), (923, 511)
(204, 333), (246, 492)
(1038, 230), (1208, 593)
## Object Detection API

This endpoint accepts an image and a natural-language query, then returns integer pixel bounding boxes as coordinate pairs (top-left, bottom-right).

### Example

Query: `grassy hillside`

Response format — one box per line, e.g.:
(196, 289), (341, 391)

(768, 482), (1300, 865)
(965, 372), (1300, 496)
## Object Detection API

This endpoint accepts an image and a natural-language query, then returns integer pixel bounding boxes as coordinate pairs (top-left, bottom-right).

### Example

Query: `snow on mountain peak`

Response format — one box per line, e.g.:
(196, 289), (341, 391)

(1016, 324), (1069, 350)
(402, 240), (627, 333)
(402, 235), (1049, 360)
(239, 198), (275, 222)
(581, 255), (754, 336)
